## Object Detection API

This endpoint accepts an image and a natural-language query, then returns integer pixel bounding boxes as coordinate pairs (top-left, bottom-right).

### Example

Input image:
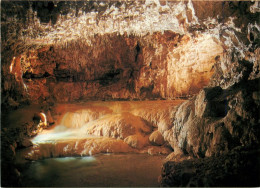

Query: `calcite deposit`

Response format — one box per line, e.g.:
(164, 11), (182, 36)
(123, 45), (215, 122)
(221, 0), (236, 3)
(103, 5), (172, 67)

(2, 0), (230, 107)
(1, 0), (260, 187)
(149, 130), (165, 146)
(3, 31), (221, 104)
(24, 101), (179, 160)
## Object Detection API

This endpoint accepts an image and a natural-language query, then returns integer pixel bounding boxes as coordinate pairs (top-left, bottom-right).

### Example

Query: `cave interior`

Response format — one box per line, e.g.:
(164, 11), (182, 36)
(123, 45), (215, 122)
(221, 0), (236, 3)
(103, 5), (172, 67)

(1, 0), (260, 187)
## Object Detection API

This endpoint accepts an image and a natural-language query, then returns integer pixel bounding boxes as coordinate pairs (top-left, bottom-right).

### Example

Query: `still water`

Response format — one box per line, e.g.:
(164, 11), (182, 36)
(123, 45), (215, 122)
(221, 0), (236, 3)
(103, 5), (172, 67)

(19, 154), (165, 187)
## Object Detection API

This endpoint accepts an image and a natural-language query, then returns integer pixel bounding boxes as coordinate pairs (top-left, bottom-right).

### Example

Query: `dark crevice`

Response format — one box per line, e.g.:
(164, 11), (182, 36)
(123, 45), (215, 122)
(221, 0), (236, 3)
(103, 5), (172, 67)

(98, 69), (122, 86)
(140, 83), (154, 98)
(135, 43), (141, 62)
(23, 71), (51, 79)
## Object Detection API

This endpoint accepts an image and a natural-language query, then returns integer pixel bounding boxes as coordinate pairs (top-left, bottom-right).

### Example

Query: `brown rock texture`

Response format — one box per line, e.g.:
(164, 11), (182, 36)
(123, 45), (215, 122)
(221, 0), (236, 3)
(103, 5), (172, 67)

(2, 1), (258, 109)
(161, 78), (260, 158)
(1, 1), (260, 187)
(85, 112), (152, 139)
(146, 146), (172, 156)
(124, 134), (149, 149)
(2, 0), (241, 108)
(149, 130), (165, 146)
(160, 147), (260, 187)
(2, 32), (220, 105)
(19, 101), (181, 160)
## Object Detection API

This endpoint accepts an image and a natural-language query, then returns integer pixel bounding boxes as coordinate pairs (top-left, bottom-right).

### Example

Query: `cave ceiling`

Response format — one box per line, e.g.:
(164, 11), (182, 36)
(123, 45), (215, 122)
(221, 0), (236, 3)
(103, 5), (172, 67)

(1, 1), (259, 103)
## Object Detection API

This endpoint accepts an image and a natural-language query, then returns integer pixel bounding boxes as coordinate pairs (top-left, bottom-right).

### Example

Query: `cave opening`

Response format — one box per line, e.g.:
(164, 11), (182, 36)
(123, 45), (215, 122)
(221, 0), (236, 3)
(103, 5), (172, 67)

(1, 0), (260, 187)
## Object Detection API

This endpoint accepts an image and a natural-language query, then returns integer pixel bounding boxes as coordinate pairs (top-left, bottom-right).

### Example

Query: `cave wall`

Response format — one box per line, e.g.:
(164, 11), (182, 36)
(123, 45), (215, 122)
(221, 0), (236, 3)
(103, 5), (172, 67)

(1, 0), (259, 151)
(4, 1), (259, 106)
(2, 1), (259, 108)
(1, 1), (260, 187)
(4, 31), (222, 104)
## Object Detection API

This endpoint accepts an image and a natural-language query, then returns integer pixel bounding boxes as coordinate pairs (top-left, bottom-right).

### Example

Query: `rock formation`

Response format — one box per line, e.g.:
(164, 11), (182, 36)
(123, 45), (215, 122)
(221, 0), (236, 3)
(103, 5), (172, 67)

(1, 0), (259, 187)
(160, 146), (260, 187)
(24, 101), (177, 160)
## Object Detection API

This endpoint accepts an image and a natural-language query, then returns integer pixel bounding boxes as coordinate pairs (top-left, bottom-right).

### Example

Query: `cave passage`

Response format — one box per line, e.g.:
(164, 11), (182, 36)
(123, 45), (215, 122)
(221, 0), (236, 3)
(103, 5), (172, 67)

(2, 0), (260, 187)
(15, 100), (184, 187)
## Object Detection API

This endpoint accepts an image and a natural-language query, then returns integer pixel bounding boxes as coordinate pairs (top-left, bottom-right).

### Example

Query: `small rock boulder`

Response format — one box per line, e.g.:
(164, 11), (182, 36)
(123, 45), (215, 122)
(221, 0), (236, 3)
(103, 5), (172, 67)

(149, 130), (165, 146)
(33, 112), (47, 127)
(19, 139), (33, 148)
(166, 151), (193, 162)
(147, 146), (171, 155)
(124, 134), (149, 149)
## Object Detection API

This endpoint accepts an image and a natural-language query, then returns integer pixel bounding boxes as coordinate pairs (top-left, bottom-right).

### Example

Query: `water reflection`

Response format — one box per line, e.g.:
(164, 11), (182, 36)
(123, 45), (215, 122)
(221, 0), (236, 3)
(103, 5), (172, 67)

(20, 154), (164, 187)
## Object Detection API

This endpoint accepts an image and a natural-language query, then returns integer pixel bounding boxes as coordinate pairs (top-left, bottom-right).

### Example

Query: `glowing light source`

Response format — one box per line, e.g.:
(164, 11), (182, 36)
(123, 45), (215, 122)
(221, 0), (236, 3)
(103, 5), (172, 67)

(39, 112), (47, 127)
(10, 57), (16, 73)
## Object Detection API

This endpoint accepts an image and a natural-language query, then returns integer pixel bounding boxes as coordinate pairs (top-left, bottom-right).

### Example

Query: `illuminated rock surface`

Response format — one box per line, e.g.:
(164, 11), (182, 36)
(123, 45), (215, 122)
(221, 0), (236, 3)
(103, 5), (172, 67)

(24, 101), (181, 160)
(2, 1), (226, 105)
(1, 0), (260, 187)
(149, 130), (165, 146)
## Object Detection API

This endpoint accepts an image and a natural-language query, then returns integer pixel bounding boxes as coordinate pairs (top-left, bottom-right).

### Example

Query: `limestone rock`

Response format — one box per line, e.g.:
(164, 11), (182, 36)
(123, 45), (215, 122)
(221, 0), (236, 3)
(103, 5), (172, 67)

(85, 112), (151, 139)
(160, 147), (260, 187)
(3, 32), (223, 104)
(2, 1), (259, 108)
(1, 1), (260, 186)
(60, 108), (112, 128)
(131, 100), (182, 130)
(46, 110), (55, 125)
(149, 130), (165, 146)
(124, 134), (149, 149)
(33, 112), (47, 125)
(162, 78), (260, 158)
(25, 137), (134, 160)
(195, 86), (225, 118)
(146, 146), (171, 156)
(165, 152), (193, 162)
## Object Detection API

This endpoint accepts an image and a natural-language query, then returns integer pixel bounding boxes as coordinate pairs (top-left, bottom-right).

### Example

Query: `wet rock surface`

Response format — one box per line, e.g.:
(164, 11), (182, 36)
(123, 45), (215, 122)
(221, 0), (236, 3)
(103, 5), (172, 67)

(23, 101), (183, 160)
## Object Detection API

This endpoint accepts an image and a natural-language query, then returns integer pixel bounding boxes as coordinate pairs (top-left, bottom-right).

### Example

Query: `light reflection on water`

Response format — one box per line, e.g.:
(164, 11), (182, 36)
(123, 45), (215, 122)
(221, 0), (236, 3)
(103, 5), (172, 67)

(53, 156), (96, 163)
(23, 101), (177, 186)
(20, 154), (164, 187)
